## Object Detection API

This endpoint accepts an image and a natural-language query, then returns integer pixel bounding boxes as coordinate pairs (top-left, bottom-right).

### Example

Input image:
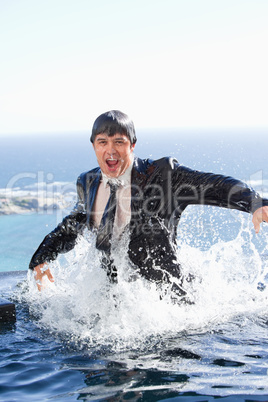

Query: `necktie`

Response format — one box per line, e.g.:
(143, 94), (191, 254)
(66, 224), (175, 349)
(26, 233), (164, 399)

(96, 182), (119, 252)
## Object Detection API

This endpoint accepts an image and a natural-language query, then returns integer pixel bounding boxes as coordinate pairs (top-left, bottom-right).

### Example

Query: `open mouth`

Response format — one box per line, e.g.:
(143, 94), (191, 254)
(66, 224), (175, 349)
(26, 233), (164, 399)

(106, 158), (119, 171)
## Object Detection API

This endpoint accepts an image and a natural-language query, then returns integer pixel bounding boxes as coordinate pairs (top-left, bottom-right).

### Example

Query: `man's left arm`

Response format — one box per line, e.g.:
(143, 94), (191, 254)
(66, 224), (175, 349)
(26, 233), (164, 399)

(252, 206), (268, 233)
(170, 159), (268, 230)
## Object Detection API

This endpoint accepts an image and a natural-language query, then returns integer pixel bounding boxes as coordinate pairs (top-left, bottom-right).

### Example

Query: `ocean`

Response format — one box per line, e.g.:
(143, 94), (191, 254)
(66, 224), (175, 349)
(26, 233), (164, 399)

(0, 128), (268, 401)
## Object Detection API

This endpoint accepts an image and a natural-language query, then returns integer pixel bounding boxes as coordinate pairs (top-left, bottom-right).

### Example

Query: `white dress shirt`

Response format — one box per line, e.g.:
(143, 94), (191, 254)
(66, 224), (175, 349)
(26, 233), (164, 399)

(92, 161), (133, 240)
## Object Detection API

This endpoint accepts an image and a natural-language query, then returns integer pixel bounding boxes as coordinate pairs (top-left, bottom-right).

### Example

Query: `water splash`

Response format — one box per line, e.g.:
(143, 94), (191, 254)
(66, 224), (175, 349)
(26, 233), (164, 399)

(17, 210), (268, 352)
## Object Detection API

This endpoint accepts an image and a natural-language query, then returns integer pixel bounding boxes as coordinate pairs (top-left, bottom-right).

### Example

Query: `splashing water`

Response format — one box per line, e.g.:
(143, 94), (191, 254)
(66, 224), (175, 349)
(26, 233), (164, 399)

(17, 208), (268, 355)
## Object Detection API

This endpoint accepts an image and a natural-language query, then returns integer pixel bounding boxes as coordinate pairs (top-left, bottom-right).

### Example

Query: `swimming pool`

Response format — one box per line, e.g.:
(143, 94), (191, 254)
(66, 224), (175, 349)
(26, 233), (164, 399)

(1, 261), (268, 402)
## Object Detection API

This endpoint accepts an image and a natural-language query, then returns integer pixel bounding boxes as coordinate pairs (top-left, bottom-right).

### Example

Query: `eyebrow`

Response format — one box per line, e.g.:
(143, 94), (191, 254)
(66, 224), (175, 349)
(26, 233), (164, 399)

(113, 136), (127, 141)
(95, 136), (107, 141)
(96, 136), (127, 142)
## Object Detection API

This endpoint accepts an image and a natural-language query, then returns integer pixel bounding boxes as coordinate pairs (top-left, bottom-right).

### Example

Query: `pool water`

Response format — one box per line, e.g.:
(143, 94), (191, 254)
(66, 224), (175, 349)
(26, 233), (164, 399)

(1, 217), (268, 401)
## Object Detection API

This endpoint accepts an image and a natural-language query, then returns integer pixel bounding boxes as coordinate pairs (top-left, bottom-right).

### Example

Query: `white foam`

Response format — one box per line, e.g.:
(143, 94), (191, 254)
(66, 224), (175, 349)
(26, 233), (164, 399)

(17, 214), (268, 353)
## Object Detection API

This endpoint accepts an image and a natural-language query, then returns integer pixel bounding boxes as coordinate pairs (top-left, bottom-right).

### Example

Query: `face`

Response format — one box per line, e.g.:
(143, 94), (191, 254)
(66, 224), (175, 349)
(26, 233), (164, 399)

(93, 133), (135, 178)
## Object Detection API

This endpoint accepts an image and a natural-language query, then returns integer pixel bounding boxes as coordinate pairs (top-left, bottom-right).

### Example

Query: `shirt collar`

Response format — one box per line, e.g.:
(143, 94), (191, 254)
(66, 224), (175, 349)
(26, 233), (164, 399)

(101, 157), (133, 188)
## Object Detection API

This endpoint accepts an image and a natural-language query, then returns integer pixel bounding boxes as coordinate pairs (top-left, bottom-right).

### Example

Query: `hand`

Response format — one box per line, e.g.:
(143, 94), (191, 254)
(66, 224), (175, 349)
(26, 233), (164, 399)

(252, 206), (268, 233)
(33, 263), (54, 291)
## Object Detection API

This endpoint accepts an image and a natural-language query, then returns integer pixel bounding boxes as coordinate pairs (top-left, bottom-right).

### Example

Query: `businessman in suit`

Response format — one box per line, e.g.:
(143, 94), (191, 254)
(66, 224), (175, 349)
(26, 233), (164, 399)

(30, 110), (268, 298)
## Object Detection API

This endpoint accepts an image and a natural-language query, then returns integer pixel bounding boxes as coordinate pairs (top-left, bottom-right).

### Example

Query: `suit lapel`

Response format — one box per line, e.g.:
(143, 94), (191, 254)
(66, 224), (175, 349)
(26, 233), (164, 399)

(87, 169), (101, 217)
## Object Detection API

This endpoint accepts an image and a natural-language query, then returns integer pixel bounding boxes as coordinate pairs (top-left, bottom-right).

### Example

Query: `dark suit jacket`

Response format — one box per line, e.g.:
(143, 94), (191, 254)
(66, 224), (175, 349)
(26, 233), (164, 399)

(29, 156), (268, 283)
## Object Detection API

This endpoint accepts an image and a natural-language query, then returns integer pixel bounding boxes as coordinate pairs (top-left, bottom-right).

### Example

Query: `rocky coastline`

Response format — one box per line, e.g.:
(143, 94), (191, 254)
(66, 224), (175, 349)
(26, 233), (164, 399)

(0, 192), (75, 215)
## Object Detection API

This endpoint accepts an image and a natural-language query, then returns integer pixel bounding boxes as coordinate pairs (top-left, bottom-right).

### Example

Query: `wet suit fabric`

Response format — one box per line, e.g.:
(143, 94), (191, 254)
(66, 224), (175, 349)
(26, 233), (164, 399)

(29, 156), (268, 286)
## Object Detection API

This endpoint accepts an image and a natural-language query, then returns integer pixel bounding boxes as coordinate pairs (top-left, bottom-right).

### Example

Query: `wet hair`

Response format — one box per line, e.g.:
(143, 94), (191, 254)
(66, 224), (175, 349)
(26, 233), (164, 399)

(90, 110), (137, 144)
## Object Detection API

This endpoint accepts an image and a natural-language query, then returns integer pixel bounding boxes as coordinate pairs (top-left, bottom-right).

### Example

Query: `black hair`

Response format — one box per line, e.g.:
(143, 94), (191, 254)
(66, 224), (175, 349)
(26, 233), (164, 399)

(90, 110), (137, 144)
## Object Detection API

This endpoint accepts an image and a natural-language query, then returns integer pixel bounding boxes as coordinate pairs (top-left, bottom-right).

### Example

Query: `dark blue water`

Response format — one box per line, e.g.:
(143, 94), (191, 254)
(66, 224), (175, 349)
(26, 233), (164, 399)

(0, 273), (268, 402)
(1, 129), (268, 401)
(1, 270), (268, 401)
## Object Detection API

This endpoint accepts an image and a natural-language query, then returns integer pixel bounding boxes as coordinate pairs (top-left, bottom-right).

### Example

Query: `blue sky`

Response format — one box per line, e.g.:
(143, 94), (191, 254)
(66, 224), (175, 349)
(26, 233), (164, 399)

(0, 0), (268, 135)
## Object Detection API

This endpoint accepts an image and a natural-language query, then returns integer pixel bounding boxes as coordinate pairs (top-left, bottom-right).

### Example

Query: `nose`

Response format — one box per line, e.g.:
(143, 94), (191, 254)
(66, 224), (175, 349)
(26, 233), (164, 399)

(107, 143), (116, 156)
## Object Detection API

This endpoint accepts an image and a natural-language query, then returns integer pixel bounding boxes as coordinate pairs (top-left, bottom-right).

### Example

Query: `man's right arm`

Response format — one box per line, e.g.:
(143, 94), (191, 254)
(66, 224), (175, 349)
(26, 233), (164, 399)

(29, 211), (87, 270)
(29, 175), (87, 272)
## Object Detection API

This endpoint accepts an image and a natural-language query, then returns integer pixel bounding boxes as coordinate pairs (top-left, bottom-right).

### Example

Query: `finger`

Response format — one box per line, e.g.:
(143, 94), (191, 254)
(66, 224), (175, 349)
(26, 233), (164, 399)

(35, 279), (42, 292)
(46, 269), (55, 283)
(252, 218), (260, 234)
(33, 269), (41, 289)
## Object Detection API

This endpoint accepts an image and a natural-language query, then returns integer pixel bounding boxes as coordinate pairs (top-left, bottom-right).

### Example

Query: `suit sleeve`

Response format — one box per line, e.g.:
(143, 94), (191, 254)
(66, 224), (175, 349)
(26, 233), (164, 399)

(171, 159), (268, 214)
(28, 177), (87, 270)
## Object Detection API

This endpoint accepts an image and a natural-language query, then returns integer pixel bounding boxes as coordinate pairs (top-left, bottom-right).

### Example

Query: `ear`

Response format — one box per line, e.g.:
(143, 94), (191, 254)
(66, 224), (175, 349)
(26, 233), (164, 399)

(130, 143), (136, 152)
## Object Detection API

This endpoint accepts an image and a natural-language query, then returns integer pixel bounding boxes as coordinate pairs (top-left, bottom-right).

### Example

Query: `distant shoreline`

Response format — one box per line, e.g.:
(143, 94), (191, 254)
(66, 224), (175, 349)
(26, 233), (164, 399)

(0, 194), (74, 215)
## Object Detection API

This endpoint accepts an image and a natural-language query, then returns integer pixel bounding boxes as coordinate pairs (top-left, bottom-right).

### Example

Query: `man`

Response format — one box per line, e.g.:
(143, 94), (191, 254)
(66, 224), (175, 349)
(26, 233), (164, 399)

(29, 110), (268, 298)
